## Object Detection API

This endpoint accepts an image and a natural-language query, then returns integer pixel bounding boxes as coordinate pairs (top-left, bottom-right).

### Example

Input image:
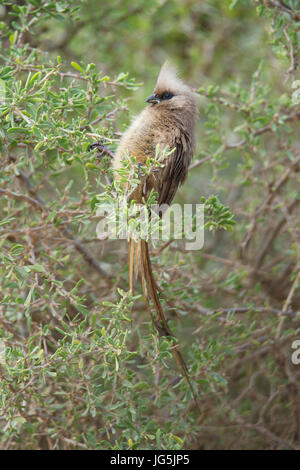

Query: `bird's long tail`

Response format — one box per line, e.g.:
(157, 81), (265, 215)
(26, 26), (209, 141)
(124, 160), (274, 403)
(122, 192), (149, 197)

(129, 237), (199, 406)
(128, 238), (140, 293)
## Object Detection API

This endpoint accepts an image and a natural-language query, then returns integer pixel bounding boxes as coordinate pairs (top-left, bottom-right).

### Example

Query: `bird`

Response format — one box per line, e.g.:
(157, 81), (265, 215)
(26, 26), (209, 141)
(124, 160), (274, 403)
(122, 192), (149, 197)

(112, 62), (199, 404)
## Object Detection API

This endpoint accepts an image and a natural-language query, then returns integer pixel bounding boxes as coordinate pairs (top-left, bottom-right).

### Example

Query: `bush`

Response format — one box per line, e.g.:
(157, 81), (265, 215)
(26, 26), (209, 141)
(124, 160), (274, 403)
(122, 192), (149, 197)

(0, 0), (299, 450)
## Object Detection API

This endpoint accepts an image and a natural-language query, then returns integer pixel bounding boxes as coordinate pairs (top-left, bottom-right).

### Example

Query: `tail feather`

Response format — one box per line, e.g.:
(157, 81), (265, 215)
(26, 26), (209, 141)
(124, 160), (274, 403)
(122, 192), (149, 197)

(128, 238), (142, 292)
(138, 239), (199, 407)
(128, 238), (135, 293)
(134, 240), (140, 283)
(140, 240), (172, 334)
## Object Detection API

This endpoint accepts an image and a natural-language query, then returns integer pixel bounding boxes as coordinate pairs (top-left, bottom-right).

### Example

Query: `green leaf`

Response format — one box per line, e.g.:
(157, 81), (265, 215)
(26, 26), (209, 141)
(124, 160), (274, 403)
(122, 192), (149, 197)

(9, 31), (18, 45)
(30, 71), (41, 86)
(27, 265), (45, 272)
(71, 61), (84, 73)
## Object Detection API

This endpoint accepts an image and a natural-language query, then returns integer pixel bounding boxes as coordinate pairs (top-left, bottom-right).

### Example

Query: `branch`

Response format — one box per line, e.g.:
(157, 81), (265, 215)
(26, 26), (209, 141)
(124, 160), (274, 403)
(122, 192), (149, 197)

(10, 166), (112, 279)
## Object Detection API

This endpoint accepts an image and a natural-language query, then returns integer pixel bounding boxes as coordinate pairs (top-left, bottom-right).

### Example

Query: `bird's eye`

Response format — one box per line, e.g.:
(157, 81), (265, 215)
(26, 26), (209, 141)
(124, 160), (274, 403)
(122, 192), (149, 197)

(161, 92), (174, 100)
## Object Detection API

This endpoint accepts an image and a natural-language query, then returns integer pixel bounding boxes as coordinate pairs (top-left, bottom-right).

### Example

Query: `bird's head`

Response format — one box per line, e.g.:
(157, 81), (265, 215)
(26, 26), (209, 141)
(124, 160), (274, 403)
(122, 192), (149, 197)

(145, 62), (198, 117)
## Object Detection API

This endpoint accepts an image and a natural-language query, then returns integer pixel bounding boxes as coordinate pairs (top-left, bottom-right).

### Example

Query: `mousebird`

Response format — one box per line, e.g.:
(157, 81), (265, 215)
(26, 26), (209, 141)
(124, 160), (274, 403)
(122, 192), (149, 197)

(112, 62), (199, 404)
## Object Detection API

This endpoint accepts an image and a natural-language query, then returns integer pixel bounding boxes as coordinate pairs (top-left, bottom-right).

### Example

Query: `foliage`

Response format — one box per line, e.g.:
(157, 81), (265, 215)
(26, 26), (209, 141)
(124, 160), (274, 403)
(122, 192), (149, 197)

(0, 0), (300, 450)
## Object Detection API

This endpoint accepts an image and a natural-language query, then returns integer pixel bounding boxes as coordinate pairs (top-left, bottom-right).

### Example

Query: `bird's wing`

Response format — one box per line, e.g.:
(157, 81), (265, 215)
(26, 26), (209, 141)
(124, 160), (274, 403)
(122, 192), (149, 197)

(157, 132), (192, 206)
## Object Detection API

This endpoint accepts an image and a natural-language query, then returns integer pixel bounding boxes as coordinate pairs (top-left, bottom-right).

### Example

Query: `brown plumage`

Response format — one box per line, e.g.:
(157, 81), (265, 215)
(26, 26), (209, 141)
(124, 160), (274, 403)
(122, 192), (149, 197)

(113, 62), (199, 405)
(113, 62), (198, 205)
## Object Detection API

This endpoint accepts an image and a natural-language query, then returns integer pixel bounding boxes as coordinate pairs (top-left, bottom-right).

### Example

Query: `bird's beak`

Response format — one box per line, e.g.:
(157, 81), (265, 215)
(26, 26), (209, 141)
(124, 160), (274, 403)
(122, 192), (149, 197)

(146, 93), (160, 104)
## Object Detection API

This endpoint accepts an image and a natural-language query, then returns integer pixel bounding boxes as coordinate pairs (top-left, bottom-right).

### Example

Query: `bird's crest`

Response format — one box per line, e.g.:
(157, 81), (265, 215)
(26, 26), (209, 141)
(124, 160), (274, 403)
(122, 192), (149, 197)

(154, 61), (190, 96)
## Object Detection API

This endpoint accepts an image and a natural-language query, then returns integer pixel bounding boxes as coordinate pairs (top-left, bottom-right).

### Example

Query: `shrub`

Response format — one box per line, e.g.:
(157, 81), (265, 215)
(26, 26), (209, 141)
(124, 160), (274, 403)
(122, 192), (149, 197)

(0, 0), (299, 450)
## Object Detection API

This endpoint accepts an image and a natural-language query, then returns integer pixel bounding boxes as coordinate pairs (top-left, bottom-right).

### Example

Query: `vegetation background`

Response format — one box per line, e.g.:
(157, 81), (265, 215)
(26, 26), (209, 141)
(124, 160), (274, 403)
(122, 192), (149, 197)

(0, 0), (300, 450)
